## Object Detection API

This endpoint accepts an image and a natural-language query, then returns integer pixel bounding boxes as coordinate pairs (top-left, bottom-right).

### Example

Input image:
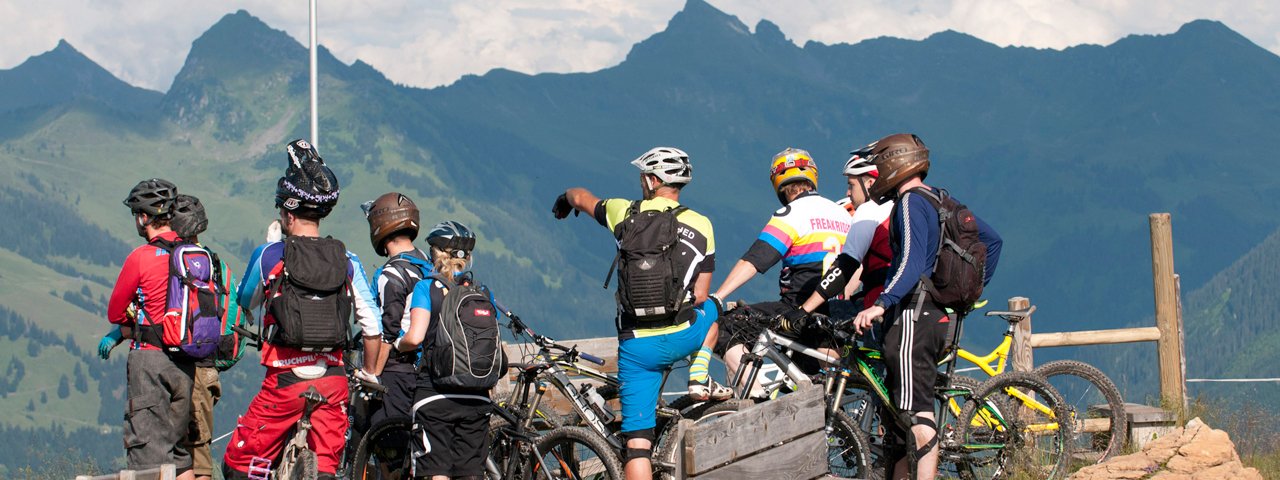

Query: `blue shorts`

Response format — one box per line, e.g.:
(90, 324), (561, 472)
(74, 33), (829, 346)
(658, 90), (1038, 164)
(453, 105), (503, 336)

(617, 300), (720, 434)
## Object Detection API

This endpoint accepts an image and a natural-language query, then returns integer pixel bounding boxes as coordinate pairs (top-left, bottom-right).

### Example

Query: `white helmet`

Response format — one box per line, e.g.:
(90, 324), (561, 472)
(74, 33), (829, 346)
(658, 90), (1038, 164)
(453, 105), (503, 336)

(631, 147), (693, 185)
(844, 144), (878, 177)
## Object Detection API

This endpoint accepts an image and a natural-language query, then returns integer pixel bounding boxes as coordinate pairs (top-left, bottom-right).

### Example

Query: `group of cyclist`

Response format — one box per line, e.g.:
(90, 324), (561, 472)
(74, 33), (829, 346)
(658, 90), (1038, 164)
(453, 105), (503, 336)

(104, 131), (1000, 480)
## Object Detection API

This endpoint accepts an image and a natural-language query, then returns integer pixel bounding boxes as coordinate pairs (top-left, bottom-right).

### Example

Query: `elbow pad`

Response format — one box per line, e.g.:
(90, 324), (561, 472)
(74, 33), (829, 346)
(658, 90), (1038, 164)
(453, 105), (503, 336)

(815, 253), (860, 300)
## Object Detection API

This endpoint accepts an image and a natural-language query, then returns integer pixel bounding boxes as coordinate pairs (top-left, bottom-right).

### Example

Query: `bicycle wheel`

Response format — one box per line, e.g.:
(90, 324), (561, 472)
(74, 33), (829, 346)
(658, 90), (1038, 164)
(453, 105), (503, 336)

(1034, 360), (1126, 465)
(532, 426), (624, 480)
(826, 409), (872, 479)
(956, 371), (1072, 480)
(351, 416), (414, 480)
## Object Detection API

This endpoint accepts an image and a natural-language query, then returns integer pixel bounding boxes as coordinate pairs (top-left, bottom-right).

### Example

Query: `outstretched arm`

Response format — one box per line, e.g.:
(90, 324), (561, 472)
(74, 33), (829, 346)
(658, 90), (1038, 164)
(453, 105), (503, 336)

(553, 187), (602, 219)
(713, 259), (760, 300)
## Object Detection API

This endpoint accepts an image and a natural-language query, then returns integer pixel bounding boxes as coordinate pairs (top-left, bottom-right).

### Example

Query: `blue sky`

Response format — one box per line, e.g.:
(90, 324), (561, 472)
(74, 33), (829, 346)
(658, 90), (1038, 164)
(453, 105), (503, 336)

(2, 0), (1276, 91)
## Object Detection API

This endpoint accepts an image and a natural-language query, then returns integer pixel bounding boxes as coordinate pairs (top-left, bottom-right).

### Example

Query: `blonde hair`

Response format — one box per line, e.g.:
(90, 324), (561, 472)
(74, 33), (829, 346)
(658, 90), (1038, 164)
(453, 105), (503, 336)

(781, 181), (815, 199)
(432, 246), (469, 277)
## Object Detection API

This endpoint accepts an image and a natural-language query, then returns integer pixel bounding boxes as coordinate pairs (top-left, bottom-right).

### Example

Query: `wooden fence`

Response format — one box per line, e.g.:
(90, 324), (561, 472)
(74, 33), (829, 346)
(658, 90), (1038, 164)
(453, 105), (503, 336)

(1009, 213), (1187, 410)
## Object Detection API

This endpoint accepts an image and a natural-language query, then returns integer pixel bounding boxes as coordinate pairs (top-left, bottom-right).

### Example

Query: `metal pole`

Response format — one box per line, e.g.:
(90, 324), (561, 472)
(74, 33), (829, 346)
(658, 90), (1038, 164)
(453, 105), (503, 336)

(309, 0), (318, 145)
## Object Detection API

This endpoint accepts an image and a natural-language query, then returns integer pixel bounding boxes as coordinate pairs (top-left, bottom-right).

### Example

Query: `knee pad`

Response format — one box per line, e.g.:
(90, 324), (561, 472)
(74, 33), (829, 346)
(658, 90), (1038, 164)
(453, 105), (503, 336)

(624, 447), (653, 462)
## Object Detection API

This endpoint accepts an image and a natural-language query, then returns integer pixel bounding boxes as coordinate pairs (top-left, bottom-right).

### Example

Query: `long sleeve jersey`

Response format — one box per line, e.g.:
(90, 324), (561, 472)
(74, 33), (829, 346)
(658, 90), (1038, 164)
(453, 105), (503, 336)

(878, 188), (1003, 309)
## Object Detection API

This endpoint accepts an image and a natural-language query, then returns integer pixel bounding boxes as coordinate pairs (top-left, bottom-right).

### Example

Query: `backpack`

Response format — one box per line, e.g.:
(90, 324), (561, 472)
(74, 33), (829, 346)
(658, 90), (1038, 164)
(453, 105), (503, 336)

(211, 257), (248, 371)
(373, 253), (433, 306)
(263, 236), (353, 352)
(909, 187), (987, 313)
(424, 274), (505, 390)
(604, 201), (691, 325)
(139, 238), (224, 360)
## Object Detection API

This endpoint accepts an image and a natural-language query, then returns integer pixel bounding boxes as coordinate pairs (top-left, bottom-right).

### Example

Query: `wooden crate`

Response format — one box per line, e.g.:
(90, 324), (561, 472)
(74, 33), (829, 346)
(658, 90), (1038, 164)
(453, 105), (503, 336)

(682, 385), (829, 480)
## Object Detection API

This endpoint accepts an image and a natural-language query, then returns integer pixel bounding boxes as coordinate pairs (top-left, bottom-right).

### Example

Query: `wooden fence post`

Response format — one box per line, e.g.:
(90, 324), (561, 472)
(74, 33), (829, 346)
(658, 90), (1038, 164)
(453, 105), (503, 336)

(1009, 296), (1033, 373)
(1149, 213), (1187, 409)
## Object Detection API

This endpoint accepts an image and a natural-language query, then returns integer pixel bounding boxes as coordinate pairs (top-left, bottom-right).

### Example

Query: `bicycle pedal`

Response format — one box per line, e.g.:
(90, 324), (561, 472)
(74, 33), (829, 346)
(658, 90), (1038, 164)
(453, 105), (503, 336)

(247, 457), (272, 480)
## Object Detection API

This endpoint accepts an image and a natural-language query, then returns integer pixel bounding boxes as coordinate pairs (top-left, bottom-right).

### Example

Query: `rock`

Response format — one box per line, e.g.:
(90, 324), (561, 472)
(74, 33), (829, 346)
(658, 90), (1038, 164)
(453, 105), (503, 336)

(1069, 417), (1262, 480)
(1176, 427), (1237, 468)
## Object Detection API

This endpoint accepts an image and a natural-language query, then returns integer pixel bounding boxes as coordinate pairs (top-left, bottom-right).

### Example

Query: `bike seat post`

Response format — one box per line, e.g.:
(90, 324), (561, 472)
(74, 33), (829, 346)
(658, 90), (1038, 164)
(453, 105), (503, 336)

(300, 386), (326, 417)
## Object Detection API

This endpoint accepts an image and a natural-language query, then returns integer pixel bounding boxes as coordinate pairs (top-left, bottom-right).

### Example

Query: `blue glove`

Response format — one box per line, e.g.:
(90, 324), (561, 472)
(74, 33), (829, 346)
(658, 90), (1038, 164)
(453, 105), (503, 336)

(98, 328), (123, 360)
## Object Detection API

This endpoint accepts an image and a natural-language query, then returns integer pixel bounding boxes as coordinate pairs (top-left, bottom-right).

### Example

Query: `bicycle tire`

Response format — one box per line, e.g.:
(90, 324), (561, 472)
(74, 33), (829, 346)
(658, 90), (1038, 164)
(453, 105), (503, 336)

(826, 409), (872, 479)
(351, 416), (414, 480)
(956, 371), (1073, 480)
(1034, 359), (1127, 464)
(532, 425), (624, 480)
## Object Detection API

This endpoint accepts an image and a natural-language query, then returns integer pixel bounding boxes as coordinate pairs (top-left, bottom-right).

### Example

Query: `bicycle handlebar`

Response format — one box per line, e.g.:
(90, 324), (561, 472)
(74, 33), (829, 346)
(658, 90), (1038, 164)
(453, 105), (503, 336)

(578, 352), (606, 366)
(357, 377), (387, 393)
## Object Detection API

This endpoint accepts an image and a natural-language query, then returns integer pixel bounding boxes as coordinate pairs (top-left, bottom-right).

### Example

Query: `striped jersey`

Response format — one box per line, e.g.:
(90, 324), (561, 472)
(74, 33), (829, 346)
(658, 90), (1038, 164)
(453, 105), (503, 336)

(741, 192), (851, 304)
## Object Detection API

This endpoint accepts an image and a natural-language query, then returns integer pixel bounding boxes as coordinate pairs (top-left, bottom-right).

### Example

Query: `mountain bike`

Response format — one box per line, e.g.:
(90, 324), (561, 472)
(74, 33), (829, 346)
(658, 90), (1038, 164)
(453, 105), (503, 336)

(491, 298), (739, 480)
(722, 306), (1074, 479)
(946, 305), (1127, 464)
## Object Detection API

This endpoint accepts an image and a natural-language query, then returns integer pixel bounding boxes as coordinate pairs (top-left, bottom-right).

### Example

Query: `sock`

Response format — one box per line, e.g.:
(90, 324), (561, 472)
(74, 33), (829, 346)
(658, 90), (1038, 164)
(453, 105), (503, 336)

(689, 347), (713, 384)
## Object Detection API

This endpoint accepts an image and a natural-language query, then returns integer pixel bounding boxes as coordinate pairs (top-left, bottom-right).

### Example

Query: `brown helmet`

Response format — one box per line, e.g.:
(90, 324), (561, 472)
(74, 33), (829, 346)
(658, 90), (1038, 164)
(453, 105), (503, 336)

(867, 133), (930, 202)
(362, 192), (420, 256)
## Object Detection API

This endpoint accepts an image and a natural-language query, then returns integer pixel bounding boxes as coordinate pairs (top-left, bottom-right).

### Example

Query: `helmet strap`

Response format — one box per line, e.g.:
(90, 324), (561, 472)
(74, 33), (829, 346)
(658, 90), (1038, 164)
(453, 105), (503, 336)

(857, 177), (873, 207)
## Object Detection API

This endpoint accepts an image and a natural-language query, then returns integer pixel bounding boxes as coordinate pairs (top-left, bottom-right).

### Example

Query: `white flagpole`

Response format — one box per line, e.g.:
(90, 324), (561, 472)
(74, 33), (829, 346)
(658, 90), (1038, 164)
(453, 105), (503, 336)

(309, 0), (318, 145)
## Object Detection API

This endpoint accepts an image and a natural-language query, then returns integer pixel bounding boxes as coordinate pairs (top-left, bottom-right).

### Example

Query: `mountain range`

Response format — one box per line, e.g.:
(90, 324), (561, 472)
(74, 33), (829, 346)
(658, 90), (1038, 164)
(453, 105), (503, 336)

(0, 0), (1278, 472)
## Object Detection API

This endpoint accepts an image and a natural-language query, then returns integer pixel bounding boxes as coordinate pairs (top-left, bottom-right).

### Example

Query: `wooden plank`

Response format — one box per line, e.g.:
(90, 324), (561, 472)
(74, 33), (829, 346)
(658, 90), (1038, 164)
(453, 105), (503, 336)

(118, 471), (136, 480)
(1009, 297), (1033, 373)
(688, 430), (828, 480)
(684, 385), (825, 475)
(1029, 326), (1161, 348)
(1149, 213), (1186, 409)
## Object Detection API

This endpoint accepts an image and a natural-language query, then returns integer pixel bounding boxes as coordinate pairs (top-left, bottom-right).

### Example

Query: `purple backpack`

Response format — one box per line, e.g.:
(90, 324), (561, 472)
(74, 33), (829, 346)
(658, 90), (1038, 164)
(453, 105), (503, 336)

(148, 239), (224, 359)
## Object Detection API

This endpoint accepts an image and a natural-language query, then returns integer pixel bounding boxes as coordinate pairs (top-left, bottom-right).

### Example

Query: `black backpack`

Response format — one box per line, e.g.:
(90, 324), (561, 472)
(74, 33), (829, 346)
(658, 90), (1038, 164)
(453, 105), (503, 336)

(425, 274), (505, 390)
(910, 188), (987, 313)
(263, 236), (353, 352)
(604, 201), (691, 325)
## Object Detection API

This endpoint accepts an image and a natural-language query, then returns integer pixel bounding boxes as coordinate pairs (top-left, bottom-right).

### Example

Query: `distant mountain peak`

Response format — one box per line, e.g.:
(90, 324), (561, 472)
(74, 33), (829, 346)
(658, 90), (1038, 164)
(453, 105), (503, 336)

(668, 0), (750, 37)
(0, 39), (160, 115)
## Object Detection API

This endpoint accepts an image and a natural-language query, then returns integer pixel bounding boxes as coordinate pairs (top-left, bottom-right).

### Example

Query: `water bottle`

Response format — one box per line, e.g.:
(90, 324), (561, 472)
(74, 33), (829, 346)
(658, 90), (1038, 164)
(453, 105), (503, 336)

(581, 384), (616, 424)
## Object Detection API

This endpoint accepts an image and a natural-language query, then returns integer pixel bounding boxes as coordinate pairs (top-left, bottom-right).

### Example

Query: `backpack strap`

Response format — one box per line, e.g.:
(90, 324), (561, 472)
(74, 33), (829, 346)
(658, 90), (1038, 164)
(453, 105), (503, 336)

(603, 201), (643, 289)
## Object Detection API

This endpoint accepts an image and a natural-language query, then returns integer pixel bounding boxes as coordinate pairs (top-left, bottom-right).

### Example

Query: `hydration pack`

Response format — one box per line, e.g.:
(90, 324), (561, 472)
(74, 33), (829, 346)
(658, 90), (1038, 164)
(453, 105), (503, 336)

(212, 257), (248, 371)
(263, 236), (352, 352)
(424, 274), (505, 390)
(604, 201), (690, 325)
(138, 238), (224, 360)
(910, 188), (987, 313)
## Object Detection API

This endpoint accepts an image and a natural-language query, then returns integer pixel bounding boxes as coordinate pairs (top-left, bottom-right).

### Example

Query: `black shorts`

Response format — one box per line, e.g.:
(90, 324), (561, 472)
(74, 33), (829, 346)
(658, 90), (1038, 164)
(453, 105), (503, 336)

(370, 369), (417, 426)
(411, 391), (493, 477)
(714, 301), (834, 375)
(883, 295), (951, 413)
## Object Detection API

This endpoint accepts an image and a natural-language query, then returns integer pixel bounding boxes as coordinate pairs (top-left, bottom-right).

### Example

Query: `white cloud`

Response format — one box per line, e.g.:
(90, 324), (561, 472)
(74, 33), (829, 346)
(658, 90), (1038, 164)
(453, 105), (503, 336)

(0, 0), (1276, 91)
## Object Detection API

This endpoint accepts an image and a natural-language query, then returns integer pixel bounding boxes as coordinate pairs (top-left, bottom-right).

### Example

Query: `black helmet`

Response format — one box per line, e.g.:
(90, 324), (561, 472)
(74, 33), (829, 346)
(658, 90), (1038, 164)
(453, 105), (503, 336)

(172, 194), (209, 239)
(426, 221), (476, 255)
(275, 139), (340, 219)
(123, 178), (178, 218)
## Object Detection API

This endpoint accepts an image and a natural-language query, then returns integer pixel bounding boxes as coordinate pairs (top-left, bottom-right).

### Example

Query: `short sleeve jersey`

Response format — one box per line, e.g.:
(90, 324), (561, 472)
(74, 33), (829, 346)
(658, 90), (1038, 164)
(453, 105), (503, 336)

(842, 199), (894, 308)
(238, 240), (382, 370)
(740, 192), (851, 305)
(593, 197), (715, 338)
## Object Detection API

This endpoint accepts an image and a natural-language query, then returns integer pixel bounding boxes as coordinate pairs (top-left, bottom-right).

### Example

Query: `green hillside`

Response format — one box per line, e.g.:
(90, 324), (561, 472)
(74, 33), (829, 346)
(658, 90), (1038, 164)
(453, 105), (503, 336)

(2, 0), (1280, 472)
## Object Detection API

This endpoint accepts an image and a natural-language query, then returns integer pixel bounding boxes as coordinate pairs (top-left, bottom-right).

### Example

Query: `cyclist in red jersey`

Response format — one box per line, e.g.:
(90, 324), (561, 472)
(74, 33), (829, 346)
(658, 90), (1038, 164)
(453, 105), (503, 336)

(108, 178), (197, 480)
(222, 140), (382, 480)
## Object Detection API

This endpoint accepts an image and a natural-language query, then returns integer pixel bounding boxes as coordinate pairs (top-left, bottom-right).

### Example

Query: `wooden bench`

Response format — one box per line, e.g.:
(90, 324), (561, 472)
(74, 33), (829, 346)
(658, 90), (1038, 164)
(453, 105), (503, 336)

(679, 385), (832, 480)
(1090, 402), (1175, 449)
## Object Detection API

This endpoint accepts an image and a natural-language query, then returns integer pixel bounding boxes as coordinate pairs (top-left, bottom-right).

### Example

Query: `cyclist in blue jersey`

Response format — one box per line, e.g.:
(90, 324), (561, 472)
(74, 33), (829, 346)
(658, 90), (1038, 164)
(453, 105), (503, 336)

(852, 133), (1003, 480)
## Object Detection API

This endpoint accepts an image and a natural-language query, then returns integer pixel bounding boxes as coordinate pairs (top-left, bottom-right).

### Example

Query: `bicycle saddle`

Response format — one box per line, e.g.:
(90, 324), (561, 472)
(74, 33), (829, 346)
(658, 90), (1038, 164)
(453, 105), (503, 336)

(983, 306), (1036, 321)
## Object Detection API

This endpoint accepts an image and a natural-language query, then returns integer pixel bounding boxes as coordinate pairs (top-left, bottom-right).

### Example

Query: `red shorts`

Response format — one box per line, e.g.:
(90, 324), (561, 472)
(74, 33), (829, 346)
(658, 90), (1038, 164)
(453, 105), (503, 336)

(223, 368), (349, 475)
